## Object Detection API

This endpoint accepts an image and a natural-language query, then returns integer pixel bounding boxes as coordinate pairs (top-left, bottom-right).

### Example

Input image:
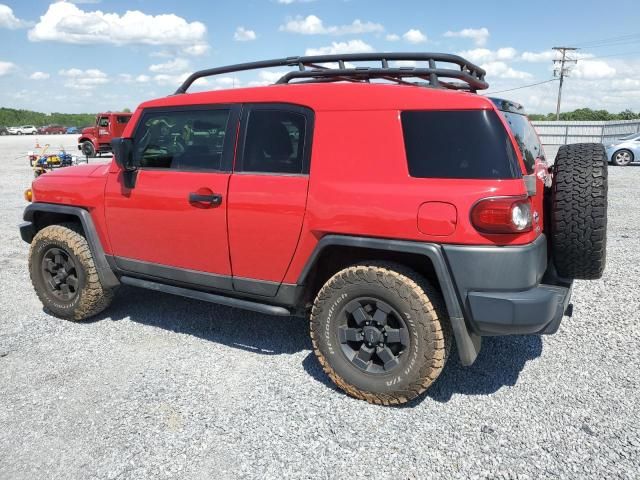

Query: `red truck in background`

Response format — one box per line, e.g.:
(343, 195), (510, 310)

(77, 112), (132, 157)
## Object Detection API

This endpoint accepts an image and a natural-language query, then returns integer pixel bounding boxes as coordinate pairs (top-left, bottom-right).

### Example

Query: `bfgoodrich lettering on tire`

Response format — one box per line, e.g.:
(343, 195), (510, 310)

(551, 143), (608, 280)
(29, 224), (115, 321)
(310, 262), (450, 405)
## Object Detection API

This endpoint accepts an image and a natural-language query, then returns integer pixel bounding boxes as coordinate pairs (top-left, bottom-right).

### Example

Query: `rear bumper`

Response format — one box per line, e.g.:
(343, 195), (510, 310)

(443, 235), (573, 336)
(466, 282), (572, 335)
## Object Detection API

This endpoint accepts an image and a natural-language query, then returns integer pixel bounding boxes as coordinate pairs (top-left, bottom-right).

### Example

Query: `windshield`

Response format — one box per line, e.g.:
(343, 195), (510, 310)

(619, 132), (640, 141)
(498, 111), (544, 174)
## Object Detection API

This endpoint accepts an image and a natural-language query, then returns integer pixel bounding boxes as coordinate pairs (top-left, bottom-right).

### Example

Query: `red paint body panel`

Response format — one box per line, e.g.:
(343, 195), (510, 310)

(103, 169), (232, 275)
(417, 202), (457, 236)
(31, 82), (544, 289)
(227, 174), (308, 282)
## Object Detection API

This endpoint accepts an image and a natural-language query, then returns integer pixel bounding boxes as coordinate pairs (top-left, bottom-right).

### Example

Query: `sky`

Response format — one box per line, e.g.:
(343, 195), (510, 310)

(1, 0), (639, 114)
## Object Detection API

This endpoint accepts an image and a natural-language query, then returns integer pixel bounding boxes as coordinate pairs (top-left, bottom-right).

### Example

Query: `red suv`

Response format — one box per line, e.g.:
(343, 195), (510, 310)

(38, 125), (67, 135)
(20, 53), (607, 405)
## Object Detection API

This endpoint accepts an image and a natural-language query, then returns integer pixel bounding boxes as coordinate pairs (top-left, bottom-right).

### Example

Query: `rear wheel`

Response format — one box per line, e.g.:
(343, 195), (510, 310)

(81, 141), (95, 157)
(612, 149), (633, 166)
(551, 143), (608, 279)
(310, 263), (450, 405)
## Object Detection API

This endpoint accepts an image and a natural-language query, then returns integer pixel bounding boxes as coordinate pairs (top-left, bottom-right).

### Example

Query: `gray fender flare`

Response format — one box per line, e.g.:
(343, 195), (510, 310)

(297, 235), (481, 366)
(21, 203), (120, 289)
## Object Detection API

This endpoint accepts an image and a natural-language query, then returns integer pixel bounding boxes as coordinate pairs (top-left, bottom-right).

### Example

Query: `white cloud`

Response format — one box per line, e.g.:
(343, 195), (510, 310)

(149, 58), (190, 74)
(0, 4), (30, 29)
(481, 61), (532, 79)
(0, 60), (15, 76)
(572, 60), (616, 79)
(119, 73), (151, 83)
(29, 71), (50, 80)
(521, 50), (555, 63)
(402, 29), (427, 44)
(458, 47), (517, 64)
(59, 68), (109, 90)
(28, 2), (209, 56)
(385, 33), (400, 42)
(280, 15), (383, 35)
(444, 27), (489, 46)
(234, 26), (256, 41)
(305, 39), (374, 56)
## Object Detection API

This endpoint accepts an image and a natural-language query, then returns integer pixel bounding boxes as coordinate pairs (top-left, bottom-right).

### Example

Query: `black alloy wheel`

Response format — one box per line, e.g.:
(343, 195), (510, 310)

(338, 297), (410, 374)
(40, 246), (80, 301)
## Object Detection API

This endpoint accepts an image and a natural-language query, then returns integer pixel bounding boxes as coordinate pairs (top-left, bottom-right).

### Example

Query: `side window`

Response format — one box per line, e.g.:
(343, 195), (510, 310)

(500, 111), (544, 174)
(116, 116), (130, 124)
(133, 109), (230, 171)
(98, 117), (109, 127)
(401, 110), (520, 179)
(239, 109), (307, 174)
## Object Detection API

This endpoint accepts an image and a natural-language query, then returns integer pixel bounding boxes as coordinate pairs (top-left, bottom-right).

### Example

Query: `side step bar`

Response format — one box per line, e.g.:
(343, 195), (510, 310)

(120, 276), (292, 316)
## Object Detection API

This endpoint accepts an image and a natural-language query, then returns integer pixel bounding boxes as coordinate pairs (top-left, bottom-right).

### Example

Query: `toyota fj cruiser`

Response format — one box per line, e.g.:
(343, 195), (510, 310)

(20, 53), (608, 405)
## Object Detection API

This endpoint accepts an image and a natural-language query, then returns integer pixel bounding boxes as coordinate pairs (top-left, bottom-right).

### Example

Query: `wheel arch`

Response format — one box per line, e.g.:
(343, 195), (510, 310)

(297, 235), (481, 365)
(22, 203), (119, 288)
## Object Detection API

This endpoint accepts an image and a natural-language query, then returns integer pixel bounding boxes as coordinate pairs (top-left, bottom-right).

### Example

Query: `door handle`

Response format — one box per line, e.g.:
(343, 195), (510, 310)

(189, 192), (223, 206)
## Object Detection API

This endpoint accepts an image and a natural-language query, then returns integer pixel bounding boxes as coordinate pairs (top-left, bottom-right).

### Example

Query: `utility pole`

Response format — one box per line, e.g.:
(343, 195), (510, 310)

(553, 47), (578, 120)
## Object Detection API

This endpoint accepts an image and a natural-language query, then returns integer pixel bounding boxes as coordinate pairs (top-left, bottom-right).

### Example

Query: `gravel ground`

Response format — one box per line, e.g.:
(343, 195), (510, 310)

(0, 134), (638, 479)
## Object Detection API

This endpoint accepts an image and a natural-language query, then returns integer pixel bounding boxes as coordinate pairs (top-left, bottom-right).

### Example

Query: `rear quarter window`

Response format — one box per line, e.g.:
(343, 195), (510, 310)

(401, 110), (520, 179)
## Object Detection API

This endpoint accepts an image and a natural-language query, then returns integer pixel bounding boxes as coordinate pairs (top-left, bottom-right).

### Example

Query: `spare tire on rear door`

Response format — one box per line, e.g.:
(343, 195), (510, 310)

(550, 143), (607, 280)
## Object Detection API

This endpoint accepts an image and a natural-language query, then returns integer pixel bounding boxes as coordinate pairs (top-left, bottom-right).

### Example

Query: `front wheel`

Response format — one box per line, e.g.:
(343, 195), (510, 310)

(612, 149), (633, 166)
(81, 141), (95, 157)
(29, 224), (115, 320)
(310, 263), (450, 405)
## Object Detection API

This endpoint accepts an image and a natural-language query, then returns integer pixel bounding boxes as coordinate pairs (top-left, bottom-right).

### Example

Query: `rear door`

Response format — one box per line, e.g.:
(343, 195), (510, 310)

(227, 104), (313, 295)
(104, 105), (240, 289)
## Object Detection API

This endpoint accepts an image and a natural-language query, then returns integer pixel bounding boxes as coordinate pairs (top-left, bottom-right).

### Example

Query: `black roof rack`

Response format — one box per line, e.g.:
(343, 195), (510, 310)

(174, 52), (488, 95)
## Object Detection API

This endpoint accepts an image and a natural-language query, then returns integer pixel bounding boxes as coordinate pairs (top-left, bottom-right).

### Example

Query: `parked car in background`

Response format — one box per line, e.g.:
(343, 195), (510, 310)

(606, 132), (640, 166)
(66, 126), (79, 134)
(78, 112), (132, 156)
(10, 125), (38, 135)
(38, 125), (67, 135)
(0, 126), (8, 135)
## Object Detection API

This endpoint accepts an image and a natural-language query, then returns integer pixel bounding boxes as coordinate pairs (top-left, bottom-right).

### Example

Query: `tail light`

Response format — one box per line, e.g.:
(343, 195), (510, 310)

(471, 196), (532, 234)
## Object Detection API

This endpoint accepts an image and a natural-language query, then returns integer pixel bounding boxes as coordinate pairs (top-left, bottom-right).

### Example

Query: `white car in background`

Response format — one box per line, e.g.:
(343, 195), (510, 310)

(8, 125), (38, 135)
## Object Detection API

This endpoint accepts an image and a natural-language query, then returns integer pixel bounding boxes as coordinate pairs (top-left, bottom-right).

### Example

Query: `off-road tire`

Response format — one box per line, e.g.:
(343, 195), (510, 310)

(551, 143), (607, 279)
(29, 224), (114, 320)
(81, 141), (95, 157)
(612, 149), (633, 167)
(310, 262), (451, 405)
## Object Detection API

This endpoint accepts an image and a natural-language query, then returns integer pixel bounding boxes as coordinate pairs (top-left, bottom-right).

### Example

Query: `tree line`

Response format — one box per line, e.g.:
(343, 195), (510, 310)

(528, 108), (640, 121)
(0, 107), (131, 127)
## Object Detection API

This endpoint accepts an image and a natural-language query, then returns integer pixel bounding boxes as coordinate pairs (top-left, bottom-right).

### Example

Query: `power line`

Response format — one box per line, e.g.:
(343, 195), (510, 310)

(571, 33), (640, 48)
(483, 78), (558, 95)
(585, 50), (640, 60)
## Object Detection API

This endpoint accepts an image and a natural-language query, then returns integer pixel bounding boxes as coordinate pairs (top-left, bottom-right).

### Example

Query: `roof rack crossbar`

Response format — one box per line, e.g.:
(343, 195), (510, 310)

(174, 52), (488, 94)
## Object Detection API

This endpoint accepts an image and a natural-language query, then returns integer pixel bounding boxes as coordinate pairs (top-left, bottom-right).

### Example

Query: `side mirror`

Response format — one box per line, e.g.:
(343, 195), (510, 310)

(111, 137), (138, 189)
(111, 137), (136, 171)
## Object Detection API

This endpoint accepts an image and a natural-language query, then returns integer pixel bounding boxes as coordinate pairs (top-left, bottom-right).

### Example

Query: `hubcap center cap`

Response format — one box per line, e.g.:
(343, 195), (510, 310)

(363, 326), (382, 346)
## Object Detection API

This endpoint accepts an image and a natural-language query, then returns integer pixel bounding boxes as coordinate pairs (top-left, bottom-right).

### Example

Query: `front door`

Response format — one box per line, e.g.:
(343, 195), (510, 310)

(104, 105), (240, 290)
